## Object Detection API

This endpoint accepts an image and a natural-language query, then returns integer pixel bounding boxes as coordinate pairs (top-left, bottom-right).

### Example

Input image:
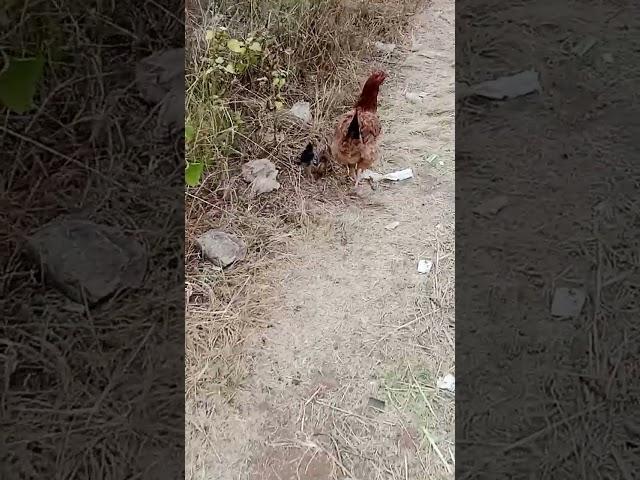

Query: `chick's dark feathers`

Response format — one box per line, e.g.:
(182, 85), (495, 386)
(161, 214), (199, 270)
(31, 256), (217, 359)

(298, 142), (317, 166)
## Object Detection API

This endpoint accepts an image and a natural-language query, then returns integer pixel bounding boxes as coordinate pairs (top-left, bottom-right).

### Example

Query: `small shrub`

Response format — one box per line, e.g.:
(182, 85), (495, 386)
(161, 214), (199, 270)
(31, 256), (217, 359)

(185, 19), (299, 186)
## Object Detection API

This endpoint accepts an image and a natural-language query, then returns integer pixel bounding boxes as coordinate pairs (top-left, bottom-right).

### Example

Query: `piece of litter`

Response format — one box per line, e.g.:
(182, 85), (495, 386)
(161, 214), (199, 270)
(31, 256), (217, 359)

(417, 259), (433, 274)
(361, 168), (414, 182)
(473, 195), (509, 217)
(373, 41), (396, 53)
(367, 397), (386, 411)
(572, 36), (597, 57)
(425, 153), (439, 163)
(602, 53), (614, 63)
(405, 92), (423, 103)
(551, 287), (586, 318)
(385, 221), (400, 231)
(438, 161), (444, 166)
(462, 70), (541, 100)
(383, 168), (414, 181)
(436, 374), (455, 393)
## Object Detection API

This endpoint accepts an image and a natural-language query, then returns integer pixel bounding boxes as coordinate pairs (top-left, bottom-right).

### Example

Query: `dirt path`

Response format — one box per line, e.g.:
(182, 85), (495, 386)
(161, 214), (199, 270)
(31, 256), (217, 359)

(188, 2), (455, 478)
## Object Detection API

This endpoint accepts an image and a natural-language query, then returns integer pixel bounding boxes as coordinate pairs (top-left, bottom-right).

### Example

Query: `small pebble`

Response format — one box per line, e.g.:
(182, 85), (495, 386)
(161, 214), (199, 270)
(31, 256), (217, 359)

(418, 259), (433, 274)
(367, 397), (386, 411)
(385, 221), (400, 231)
(551, 287), (586, 318)
(373, 41), (396, 53)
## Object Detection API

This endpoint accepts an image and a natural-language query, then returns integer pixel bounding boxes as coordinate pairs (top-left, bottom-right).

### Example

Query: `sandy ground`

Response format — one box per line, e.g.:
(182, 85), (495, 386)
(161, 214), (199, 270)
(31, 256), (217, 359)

(186, 1), (455, 478)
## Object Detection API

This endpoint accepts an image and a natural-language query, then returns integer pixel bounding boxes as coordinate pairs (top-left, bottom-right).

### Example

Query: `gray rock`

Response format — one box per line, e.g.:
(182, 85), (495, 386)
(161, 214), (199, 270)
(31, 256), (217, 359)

(373, 41), (396, 53)
(27, 218), (147, 305)
(288, 101), (312, 124)
(473, 195), (509, 217)
(136, 48), (184, 135)
(241, 159), (280, 197)
(197, 230), (246, 268)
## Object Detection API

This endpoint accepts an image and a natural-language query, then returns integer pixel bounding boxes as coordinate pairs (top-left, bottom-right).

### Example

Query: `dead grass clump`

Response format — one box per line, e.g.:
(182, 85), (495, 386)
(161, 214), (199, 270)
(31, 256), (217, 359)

(185, 0), (423, 399)
(1, 1), (184, 478)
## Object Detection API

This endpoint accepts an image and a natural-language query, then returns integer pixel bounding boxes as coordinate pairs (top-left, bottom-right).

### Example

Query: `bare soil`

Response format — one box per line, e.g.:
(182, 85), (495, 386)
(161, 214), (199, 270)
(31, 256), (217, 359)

(186, 2), (455, 478)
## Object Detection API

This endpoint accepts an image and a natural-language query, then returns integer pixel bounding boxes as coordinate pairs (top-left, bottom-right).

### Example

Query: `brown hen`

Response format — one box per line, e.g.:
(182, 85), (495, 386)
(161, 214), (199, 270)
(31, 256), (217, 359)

(330, 70), (386, 187)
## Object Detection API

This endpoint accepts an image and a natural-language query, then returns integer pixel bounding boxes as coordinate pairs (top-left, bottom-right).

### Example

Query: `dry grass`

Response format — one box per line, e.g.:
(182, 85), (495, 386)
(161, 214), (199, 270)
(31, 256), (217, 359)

(185, 0), (422, 399)
(1, 1), (183, 478)
(456, 1), (640, 477)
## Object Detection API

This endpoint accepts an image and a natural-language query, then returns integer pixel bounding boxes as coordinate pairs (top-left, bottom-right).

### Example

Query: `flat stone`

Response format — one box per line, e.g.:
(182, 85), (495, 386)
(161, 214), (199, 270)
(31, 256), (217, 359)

(473, 195), (509, 217)
(241, 159), (280, 197)
(136, 48), (184, 135)
(27, 217), (146, 305)
(197, 230), (246, 268)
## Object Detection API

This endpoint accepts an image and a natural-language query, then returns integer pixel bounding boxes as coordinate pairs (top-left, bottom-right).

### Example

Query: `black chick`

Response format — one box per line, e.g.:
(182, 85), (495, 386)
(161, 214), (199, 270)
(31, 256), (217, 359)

(298, 142), (328, 180)
(298, 142), (317, 167)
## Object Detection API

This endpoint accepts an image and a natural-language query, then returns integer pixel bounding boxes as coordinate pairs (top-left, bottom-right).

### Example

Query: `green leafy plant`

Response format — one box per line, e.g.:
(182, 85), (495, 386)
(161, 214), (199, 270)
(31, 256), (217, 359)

(0, 55), (45, 113)
(204, 29), (267, 79)
(185, 124), (196, 144)
(270, 68), (288, 110)
(185, 24), (293, 187)
(185, 162), (204, 187)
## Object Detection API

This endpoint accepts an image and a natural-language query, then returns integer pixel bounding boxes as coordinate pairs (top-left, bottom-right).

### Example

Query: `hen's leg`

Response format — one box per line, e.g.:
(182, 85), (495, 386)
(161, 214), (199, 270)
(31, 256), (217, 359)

(346, 164), (355, 182)
(354, 168), (361, 187)
(348, 164), (357, 182)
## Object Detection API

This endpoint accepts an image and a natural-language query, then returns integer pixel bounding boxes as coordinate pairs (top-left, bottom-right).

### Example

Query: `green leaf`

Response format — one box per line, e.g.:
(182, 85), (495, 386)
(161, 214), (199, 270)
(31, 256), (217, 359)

(226, 39), (246, 54)
(215, 56), (224, 64)
(185, 162), (204, 186)
(0, 55), (45, 113)
(223, 63), (236, 74)
(248, 42), (262, 52)
(205, 30), (215, 41)
(274, 101), (284, 111)
(185, 124), (195, 143)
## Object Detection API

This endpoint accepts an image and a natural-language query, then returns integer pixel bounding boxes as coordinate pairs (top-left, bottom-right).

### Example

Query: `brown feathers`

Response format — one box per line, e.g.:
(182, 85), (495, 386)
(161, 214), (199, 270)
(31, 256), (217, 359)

(330, 71), (386, 186)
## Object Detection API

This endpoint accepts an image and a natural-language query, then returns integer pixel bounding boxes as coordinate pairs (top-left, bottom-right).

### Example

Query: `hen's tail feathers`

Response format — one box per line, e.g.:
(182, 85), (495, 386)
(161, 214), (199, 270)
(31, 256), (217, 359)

(346, 110), (360, 140)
